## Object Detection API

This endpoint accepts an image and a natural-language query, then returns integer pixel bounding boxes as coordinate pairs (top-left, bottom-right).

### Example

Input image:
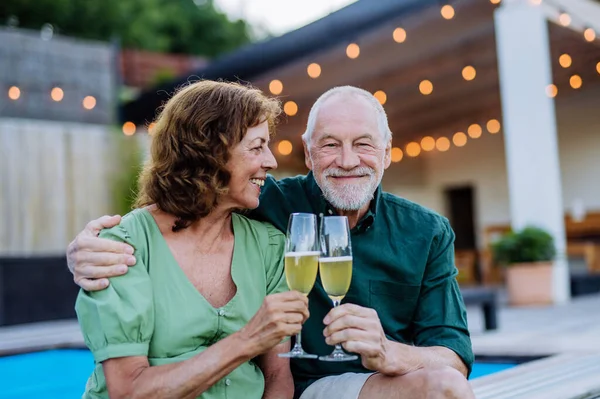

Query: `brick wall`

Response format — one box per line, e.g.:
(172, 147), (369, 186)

(120, 49), (207, 89)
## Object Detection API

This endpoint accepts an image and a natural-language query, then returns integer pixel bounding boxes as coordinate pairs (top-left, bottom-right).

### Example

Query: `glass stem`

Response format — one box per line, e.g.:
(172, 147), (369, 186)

(331, 299), (343, 353)
(294, 331), (303, 351)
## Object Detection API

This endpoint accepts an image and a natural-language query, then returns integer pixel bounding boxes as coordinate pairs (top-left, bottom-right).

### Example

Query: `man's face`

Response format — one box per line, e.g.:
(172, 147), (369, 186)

(304, 95), (391, 211)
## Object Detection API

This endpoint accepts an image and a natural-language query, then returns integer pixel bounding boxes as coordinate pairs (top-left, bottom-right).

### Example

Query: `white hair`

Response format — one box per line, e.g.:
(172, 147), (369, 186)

(301, 86), (392, 145)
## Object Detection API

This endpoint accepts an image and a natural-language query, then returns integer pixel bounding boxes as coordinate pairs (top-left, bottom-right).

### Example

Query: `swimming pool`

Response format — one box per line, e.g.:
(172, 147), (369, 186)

(0, 349), (517, 398)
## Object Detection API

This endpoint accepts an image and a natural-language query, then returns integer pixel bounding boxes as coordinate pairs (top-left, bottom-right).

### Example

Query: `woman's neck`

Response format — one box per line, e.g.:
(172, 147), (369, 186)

(149, 205), (234, 254)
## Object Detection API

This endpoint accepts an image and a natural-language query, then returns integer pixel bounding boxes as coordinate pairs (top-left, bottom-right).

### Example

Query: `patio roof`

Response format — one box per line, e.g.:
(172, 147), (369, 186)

(121, 0), (600, 170)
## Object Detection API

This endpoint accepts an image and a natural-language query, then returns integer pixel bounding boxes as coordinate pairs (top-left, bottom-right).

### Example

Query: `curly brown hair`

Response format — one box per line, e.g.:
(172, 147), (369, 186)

(135, 80), (281, 231)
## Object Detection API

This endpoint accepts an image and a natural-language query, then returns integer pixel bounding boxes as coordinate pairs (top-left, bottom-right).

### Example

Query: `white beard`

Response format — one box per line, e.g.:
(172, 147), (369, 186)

(319, 166), (381, 211)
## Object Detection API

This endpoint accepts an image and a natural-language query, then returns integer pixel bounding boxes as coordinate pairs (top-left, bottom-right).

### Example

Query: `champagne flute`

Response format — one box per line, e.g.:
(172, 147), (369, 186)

(278, 213), (319, 359)
(318, 216), (358, 362)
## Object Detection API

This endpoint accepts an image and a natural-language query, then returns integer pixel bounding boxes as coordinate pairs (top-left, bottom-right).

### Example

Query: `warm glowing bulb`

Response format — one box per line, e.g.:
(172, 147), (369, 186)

(462, 65), (476, 81)
(307, 63), (321, 78)
(284, 101), (298, 116)
(419, 80), (433, 95)
(436, 137), (451, 152)
(559, 54), (572, 68)
(584, 28), (596, 42)
(269, 80), (283, 95)
(570, 75), (582, 89)
(123, 122), (136, 136)
(8, 86), (20, 100)
(546, 84), (558, 98)
(490, 0), (501, 4)
(441, 5), (455, 20)
(393, 27), (407, 43)
(406, 142), (421, 157)
(420, 136), (436, 151)
(373, 90), (387, 105)
(346, 43), (360, 59)
(51, 87), (64, 102)
(559, 13), (571, 27)
(597, 62), (600, 75)
(453, 132), (467, 147)
(487, 119), (501, 134)
(278, 140), (293, 156)
(467, 124), (482, 139)
(83, 96), (96, 110)
(148, 122), (156, 134)
(391, 147), (403, 162)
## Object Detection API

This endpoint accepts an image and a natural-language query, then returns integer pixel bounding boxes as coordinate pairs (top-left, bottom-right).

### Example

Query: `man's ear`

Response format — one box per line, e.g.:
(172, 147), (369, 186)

(303, 139), (313, 170)
(384, 139), (392, 169)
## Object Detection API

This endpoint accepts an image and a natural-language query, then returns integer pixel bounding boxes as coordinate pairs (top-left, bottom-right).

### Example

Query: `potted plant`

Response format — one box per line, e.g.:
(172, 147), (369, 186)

(491, 226), (556, 306)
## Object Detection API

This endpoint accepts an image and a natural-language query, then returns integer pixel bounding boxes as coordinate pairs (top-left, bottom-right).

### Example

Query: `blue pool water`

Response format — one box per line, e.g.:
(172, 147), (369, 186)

(0, 349), (516, 398)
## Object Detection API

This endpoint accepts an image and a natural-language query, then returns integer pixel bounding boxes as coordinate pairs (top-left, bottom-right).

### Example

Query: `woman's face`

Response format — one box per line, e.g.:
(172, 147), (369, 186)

(222, 121), (277, 210)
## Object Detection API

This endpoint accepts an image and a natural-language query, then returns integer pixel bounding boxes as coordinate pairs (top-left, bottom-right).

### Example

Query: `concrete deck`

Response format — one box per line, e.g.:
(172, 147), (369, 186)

(467, 291), (600, 399)
(2, 292), (600, 398)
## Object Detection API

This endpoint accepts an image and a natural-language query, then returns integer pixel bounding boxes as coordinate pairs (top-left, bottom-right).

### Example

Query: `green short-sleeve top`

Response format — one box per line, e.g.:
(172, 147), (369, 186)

(75, 209), (288, 399)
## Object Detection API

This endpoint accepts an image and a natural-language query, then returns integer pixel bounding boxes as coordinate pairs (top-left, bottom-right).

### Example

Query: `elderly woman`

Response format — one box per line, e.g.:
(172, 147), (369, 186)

(75, 81), (309, 399)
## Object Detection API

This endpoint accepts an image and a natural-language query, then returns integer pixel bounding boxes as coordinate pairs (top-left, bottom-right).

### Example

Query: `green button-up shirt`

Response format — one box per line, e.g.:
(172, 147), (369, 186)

(251, 172), (473, 396)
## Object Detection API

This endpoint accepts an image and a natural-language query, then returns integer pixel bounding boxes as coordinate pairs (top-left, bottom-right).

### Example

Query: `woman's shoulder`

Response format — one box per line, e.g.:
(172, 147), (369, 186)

(100, 208), (155, 248)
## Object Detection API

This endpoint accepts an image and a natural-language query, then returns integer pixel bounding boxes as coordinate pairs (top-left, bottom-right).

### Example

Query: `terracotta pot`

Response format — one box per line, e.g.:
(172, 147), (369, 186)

(505, 261), (554, 306)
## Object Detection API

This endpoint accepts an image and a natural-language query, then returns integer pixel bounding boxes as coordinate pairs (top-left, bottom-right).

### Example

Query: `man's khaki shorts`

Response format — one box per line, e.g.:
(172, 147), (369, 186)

(299, 372), (375, 399)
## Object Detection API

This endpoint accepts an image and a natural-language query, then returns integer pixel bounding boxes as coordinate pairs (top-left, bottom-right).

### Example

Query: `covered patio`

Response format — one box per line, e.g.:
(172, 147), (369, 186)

(123, 0), (600, 303)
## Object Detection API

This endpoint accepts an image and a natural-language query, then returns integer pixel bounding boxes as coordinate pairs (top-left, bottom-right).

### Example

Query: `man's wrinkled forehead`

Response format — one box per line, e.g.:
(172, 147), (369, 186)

(313, 94), (380, 139)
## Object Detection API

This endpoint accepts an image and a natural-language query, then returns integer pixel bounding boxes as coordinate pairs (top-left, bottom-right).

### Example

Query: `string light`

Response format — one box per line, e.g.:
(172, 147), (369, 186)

(122, 122), (136, 136)
(373, 90), (387, 105)
(559, 12), (571, 27)
(584, 28), (596, 42)
(284, 101), (298, 116)
(148, 122), (156, 134)
(421, 136), (436, 151)
(559, 54), (572, 68)
(51, 87), (64, 102)
(277, 140), (293, 156)
(8, 86), (20, 100)
(546, 84), (558, 98)
(346, 43), (360, 59)
(393, 28), (407, 43)
(570, 75), (582, 89)
(453, 132), (467, 147)
(406, 142), (421, 157)
(597, 62), (600, 75)
(467, 124), (482, 139)
(436, 137), (451, 152)
(490, 0), (501, 4)
(391, 147), (403, 162)
(307, 63), (321, 78)
(441, 5), (455, 20)
(462, 66), (476, 81)
(487, 119), (501, 134)
(419, 80), (433, 95)
(83, 96), (96, 110)
(269, 80), (283, 95)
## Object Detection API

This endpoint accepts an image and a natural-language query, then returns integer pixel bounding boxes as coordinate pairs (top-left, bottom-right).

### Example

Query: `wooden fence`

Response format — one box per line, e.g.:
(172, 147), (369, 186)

(0, 118), (146, 256)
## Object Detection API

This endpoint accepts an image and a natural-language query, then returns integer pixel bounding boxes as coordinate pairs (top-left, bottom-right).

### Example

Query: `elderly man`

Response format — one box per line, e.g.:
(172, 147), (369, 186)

(68, 86), (474, 399)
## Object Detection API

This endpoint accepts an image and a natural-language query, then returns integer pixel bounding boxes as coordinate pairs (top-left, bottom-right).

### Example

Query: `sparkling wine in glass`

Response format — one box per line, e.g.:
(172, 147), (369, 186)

(319, 216), (358, 362)
(278, 213), (319, 359)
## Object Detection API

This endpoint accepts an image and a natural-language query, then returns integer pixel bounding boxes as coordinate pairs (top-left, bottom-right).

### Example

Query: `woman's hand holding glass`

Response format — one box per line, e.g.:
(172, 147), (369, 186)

(239, 290), (309, 357)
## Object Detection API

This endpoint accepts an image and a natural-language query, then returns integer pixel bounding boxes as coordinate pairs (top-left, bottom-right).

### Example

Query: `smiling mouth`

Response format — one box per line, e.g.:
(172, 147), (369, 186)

(250, 178), (265, 187)
(329, 175), (368, 180)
